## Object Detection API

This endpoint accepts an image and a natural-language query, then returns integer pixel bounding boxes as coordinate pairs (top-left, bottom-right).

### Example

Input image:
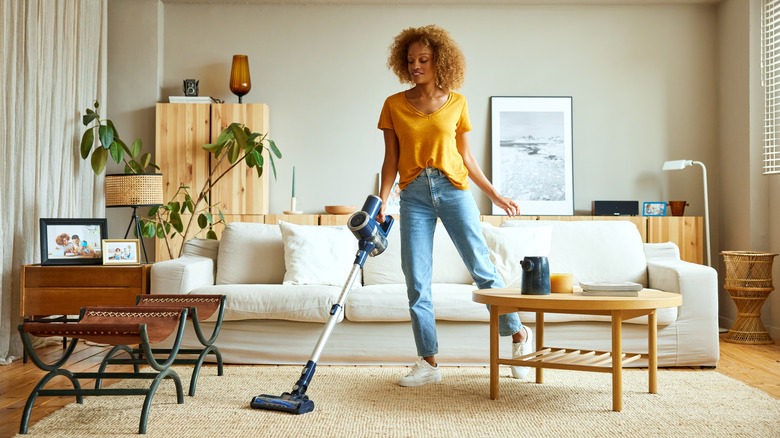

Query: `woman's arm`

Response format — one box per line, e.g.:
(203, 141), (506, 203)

(377, 129), (400, 223)
(456, 131), (519, 216)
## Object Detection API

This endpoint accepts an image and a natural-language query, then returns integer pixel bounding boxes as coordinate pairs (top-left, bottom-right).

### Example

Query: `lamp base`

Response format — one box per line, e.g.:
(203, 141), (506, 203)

(123, 206), (150, 264)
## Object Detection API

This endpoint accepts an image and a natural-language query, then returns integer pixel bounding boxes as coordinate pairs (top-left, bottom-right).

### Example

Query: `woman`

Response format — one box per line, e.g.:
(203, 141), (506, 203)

(376, 25), (533, 387)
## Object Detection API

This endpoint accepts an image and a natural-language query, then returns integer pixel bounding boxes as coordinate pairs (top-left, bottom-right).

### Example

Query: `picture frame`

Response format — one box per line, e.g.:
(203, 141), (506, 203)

(102, 239), (141, 265)
(643, 202), (667, 216)
(40, 218), (107, 265)
(490, 96), (574, 215)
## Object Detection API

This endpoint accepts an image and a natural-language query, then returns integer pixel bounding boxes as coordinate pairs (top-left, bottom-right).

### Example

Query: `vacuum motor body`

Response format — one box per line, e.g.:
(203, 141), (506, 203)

(348, 195), (393, 258)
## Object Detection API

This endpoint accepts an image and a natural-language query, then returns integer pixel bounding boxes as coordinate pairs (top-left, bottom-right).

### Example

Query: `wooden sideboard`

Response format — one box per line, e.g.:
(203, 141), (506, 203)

(202, 214), (704, 265)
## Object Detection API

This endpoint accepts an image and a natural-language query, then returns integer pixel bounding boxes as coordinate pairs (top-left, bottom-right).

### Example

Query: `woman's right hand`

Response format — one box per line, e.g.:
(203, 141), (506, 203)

(376, 204), (387, 223)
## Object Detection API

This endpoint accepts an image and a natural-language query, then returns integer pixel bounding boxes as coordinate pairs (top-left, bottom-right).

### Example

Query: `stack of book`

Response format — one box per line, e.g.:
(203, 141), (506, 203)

(578, 281), (643, 297)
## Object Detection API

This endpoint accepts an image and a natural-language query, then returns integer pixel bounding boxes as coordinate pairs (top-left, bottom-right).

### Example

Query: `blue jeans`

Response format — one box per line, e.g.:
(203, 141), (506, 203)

(400, 167), (523, 358)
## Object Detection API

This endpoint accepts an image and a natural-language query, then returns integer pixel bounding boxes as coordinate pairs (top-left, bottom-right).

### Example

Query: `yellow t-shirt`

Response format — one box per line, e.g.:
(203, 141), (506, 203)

(377, 91), (472, 190)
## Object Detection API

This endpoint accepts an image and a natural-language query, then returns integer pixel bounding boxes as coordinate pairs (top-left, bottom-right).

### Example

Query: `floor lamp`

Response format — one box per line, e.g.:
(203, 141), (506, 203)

(105, 173), (164, 264)
(662, 160), (711, 267)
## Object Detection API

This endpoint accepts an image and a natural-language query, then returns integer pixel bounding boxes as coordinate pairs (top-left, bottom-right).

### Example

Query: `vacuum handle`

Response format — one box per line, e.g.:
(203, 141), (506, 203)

(379, 215), (394, 237)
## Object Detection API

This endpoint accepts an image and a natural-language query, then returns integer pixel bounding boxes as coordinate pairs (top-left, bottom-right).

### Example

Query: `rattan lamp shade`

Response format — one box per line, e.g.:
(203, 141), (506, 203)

(105, 174), (164, 208)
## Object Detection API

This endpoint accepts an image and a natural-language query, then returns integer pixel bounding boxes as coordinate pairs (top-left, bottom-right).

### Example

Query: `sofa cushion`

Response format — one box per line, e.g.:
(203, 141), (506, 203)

(481, 223), (553, 287)
(216, 222), (285, 285)
(501, 220), (647, 286)
(189, 284), (342, 322)
(346, 283), (488, 322)
(363, 221), (472, 286)
(280, 221), (358, 287)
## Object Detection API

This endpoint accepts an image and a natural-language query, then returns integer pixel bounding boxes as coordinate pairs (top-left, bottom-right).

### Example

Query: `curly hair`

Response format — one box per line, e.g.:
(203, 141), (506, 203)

(55, 233), (70, 246)
(387, 25), (466, 90)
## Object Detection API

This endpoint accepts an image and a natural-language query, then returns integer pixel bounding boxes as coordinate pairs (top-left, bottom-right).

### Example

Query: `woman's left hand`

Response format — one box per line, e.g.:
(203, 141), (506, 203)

(492, 195), (519, 217)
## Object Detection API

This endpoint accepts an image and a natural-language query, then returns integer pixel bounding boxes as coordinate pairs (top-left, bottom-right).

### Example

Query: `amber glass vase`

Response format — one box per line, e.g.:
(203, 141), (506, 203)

(229, 55), (251, 103)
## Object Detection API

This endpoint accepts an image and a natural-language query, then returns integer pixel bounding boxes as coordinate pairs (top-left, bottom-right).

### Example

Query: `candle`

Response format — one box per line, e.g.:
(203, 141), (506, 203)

(292, 166), (296, 198)
(550, 273), (573, 293)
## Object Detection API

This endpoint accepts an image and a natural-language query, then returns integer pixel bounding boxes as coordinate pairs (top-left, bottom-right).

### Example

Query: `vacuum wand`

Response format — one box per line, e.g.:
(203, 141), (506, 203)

(250, 195), (393, 415)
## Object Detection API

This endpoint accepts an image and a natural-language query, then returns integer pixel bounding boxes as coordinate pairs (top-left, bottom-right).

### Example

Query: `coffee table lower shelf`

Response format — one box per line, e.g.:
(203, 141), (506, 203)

(506, 347), (646, 372)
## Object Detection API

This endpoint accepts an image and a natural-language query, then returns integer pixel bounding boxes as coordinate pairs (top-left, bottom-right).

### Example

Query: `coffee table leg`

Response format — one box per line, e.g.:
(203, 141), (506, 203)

(490, 306), (499, 400)
(612, 310), (623, 412)
(649, 310), (657, 394)
(536, 311), (544, 384)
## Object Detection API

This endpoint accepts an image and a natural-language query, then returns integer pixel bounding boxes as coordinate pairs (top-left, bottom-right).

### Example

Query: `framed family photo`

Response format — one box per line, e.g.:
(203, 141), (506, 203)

(40, 218), (107, 265)
(643, 202), (667, 216)
(490, 96), (574, 215)
(102, 239), (141, 265)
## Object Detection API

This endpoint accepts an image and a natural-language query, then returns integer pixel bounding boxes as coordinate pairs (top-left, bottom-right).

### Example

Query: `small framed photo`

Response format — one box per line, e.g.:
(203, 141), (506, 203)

(643, 202), (667, 216)
(40, 218), (107, 265)
(102, 239), (141, 265)
(376, 173), (401, 215)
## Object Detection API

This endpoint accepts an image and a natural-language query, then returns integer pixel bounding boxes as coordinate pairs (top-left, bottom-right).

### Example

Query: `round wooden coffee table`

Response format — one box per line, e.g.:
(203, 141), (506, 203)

(472, 288), (682, 412)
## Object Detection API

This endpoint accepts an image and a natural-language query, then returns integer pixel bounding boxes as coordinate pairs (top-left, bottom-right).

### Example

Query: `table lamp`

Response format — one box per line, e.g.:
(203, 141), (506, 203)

(105, 173), (164, 263)
(662, 160), (711, 266)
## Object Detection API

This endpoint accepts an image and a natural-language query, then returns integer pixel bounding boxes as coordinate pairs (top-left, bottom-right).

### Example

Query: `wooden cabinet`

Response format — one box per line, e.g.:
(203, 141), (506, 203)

(154, 103), (269, 261)
(20, 264), (151, 318)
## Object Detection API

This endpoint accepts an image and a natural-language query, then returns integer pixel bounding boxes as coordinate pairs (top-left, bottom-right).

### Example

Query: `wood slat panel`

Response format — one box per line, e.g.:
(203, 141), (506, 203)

(647, 216), (703, 264)
(210, 103), (270, 215)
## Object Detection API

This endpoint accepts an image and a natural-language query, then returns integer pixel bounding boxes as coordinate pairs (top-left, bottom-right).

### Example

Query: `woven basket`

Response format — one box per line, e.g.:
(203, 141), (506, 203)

(720, 251), (777, 344)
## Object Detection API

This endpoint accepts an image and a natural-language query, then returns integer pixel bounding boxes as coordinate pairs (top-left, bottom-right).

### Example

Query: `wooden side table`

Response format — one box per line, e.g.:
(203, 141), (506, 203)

(20, 264), (152, 361)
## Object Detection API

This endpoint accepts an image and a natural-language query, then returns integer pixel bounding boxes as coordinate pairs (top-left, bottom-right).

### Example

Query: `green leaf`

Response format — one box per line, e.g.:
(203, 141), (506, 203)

(269, 153), (277, 180)
(129, 160), (144, 174)
(80, 129), (94, 159)
(156, 224), (165, 239)
(148, 206), (160, 216)
(91, 147), (108, 174)
(202, 143), (220, 153)
(269, 139), (281, 158)
(218, 210), (225, 224)
(143, 221), (157, 238)
(216, 126), (233, 145)
(170, 211), (184, 233)
(98, 125), (114, 149)
(140, 152), (151, 169)
(206, 230), (218, 240)
(82, 113), (98, 126)
(246, 152), (256, 168)
(205, 212), (213, 224)
(228, 144), (240, 164)
(94, 100), (100, 109)
(230, 123), (248, 148)
(198, 213), (208, 229)
(256, 165), (263, 178)
(117, 138), (131, 156)
(130, 138), (142, 158)
(180, 201), (187, 214)
(185, 195), (195, 213)
(107, 119), (119, 141)
(168, 201), (181, 213)
(109, 142), (123, 164)
(252, 149), (263, 168)
(124, 163), (133, 174)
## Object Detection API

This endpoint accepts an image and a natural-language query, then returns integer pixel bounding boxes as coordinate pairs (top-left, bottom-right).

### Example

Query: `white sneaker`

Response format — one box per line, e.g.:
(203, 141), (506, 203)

(398, 357), (442, 387)
(511, 326), (534, 379)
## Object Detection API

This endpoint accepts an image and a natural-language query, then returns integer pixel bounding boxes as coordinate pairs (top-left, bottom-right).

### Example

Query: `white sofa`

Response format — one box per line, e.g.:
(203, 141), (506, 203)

(150, 219), (720, 367)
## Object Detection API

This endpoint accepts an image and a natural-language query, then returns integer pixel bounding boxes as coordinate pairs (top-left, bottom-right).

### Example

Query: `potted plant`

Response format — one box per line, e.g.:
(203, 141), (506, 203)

(80, 101), (281, 259)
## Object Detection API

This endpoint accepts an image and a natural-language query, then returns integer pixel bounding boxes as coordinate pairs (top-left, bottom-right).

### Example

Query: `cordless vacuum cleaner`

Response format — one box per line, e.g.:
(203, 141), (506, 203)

(250, 195), (394, 415)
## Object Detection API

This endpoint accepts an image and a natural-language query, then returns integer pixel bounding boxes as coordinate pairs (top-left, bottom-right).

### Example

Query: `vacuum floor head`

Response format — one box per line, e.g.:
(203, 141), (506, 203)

(250, 392), (315, 414)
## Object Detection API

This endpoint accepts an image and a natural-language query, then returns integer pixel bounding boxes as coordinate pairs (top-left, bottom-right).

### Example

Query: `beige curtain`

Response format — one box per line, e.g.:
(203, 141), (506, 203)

(0, 0), (107, 364)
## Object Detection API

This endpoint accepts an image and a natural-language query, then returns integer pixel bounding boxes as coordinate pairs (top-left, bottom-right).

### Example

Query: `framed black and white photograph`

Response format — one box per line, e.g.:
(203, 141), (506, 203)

(490, 96), (574, 215)
(102, 239), (141, 265)
(40, 218), (107, 265)
(643, 202), (667, 217)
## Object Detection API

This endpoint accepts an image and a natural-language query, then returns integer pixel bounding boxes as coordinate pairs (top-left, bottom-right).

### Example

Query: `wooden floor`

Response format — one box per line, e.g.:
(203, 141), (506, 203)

(1, 334), (778, 437)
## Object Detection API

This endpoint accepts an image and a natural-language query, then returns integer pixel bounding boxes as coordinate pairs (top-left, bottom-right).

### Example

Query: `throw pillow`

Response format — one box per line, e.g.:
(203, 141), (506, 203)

(279, 221), (358, 287)
(216, 222), (285, 285)
(481, 223), (553, 288)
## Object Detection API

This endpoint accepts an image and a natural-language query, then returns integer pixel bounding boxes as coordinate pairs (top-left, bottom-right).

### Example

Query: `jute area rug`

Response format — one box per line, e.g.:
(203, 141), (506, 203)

(19, 365), (779, 437)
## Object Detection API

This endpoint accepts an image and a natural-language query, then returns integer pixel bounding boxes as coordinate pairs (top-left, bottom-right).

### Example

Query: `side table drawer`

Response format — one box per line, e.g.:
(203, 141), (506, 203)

(21, 264), (151, 317)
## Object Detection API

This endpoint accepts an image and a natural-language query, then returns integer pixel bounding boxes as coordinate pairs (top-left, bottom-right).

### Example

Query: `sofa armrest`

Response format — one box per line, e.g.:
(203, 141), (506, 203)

(646, 257), (720, 366)
(151, 255), (215, 295)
